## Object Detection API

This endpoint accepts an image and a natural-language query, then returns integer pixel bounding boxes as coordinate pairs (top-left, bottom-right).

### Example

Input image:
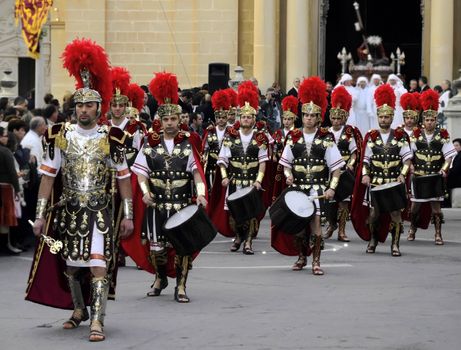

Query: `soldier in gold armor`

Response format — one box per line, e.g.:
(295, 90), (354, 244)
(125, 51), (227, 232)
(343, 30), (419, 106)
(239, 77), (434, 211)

(407, 89), (456, 244)
(276, 77), (344, 275)
(132, 72), (207, 303)
(352, 84), (412, 257)
(216, 83), (269, 255)
(30, 39), (133, 342)
(324, 86), (361, 242)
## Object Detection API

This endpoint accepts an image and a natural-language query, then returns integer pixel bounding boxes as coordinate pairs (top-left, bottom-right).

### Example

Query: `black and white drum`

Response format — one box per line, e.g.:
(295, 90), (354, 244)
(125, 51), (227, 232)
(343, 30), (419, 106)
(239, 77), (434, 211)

(334, 169), (355, 202)
(269, 188), (316, 234)
(226, 186), (264, 224)
(412, 174), (444, 199)
(163, 205), (217, 255)
(370, 182), (407, 213)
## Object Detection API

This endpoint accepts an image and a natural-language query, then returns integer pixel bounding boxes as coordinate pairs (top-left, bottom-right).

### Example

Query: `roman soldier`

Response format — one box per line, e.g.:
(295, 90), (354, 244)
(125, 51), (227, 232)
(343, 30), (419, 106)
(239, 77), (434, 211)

(271, 95), (298, 202)
(400, 92), (421, 137)
(272, 77), (345, 275)
(202, 89), (231, 195)
(351, 84), (412, 256)
(407, 89), (456, 244)
(26, 39), (134, 342)
(130, 72), (207, 303)
(107, 67), (147, 168)
(226, 88), (239, 126)
(324, 86), (362, 242)
(212, 83), (270, 254)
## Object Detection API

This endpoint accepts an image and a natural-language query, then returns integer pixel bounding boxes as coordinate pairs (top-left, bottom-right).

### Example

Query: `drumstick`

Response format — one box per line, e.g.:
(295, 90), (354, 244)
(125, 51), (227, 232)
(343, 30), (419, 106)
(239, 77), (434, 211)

(309, 195), (326, 200)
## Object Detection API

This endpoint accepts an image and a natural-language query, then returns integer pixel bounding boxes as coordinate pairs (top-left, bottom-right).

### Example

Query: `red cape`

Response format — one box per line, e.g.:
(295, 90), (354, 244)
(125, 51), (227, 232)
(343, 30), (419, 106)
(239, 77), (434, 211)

(25, 176), (92, 309)
(350, 132), (391, 243)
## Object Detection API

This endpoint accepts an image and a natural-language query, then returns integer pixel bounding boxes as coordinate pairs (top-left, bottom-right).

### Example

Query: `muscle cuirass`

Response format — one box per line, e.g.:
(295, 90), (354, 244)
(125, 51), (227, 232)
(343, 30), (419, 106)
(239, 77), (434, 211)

(205, 129), (220, 174)
(337, 130), (352, 164)
(144, 137), (193, 212)
(227, 135), (260, 187)
(290, 133), (331, 190)
(124, 133), (138, 167)
(56, 125), (113, 262)
(368, 131), (403, 185)
(412, 130), (444, 176)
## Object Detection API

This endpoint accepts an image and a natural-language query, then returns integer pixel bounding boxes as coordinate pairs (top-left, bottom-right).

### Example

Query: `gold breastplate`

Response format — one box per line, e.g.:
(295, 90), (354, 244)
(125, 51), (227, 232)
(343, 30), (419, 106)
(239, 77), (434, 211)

(61, 130), (110, 195)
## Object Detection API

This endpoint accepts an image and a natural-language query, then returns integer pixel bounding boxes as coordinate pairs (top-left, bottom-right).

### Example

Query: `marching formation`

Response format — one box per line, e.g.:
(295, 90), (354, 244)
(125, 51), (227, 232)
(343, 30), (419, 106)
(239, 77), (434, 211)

(25, 39), (456, 342)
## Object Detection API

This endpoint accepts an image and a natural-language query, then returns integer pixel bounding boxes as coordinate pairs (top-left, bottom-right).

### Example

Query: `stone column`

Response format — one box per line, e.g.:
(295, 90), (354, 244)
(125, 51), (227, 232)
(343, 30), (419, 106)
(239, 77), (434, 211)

(429, 0), (454, 84)
(253, 0), (276, 93)
(285, 0), (309, 89)
(35, 24), (51, 108)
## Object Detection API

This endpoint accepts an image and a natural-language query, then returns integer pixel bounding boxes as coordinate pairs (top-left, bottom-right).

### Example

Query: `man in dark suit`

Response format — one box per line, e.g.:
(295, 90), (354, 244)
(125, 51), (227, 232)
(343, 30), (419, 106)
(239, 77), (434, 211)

(286, 77), (300, 97)
(419, 76), (430, 92)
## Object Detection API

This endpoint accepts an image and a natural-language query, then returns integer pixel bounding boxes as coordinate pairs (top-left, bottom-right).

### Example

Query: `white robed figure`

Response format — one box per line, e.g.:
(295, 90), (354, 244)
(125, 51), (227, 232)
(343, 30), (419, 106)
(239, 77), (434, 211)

(387, 74), (407, 128)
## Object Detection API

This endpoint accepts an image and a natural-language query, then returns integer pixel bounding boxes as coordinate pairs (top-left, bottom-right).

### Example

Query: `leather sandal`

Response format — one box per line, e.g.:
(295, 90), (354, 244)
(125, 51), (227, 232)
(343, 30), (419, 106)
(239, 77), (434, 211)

(391, 246), (401, 257)
(230, 240), (242, 252)
(435, 235), (444, 245)
(174, 287), (190, 303)
(292, 256), (307, 271)
(312, 265), (324, 276)
(89, 321), (105, 342)
(338, 233), (350, 242)
(242, 243), (254, 255)
(63, 309), (89, 329)
(147, 278), (168, 297)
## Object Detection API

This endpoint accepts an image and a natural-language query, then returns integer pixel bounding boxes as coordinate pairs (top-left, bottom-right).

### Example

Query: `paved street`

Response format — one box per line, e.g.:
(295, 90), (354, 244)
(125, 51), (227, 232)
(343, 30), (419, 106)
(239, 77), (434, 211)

(1, 209), (461, 350)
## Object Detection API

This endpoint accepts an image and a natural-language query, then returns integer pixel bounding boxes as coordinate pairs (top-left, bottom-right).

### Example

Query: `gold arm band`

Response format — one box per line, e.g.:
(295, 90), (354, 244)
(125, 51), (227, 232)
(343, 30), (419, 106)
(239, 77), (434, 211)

(441, 161), (450, 172)
(400, 164), (410, 177)
(196, 182), (206, 197)
(256, 171), (265, 183)
(35, 198), (48, 220)
(347, 157), (356, 168)
(362, 164), (369, 176)
(220, 166), (228, 179)
(283, 168), (293, 178)
(123, 198), (133, 220)
(329, 176), (339, 190)
(140, 181), (150, 196)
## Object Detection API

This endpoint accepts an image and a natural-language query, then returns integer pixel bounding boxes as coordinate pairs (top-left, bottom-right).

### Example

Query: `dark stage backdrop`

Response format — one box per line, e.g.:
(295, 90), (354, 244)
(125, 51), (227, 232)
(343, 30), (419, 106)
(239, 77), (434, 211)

(325, 0), (422, 86)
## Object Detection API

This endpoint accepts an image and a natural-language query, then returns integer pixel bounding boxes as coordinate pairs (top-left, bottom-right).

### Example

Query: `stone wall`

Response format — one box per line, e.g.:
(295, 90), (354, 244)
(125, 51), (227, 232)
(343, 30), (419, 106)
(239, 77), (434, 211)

(51, 0), (238, 96)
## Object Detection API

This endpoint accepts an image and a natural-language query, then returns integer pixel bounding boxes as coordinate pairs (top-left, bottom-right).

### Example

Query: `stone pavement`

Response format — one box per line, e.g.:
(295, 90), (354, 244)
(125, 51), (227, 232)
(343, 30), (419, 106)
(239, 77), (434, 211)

(1, 209), (460, 350)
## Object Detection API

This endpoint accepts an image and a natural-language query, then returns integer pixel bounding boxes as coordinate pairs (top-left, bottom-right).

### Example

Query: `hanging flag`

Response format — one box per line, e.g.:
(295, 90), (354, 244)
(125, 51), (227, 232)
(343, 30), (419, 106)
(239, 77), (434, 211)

(15, 0), (53, 59)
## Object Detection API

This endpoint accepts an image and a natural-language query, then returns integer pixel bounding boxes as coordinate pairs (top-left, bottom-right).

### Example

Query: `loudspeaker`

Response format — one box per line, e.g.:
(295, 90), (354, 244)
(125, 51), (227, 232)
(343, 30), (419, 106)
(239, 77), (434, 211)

(208, 63), (230, 94)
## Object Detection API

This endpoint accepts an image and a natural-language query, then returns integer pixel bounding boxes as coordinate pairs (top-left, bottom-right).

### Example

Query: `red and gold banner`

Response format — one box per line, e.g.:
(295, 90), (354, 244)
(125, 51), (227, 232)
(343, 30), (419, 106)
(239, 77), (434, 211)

(15, 0), (53, 59)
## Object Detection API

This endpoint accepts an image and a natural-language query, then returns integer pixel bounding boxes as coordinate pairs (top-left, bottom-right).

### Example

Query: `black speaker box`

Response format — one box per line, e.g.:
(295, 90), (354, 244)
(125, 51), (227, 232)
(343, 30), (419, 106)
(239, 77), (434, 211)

(208, 63), (230, 94)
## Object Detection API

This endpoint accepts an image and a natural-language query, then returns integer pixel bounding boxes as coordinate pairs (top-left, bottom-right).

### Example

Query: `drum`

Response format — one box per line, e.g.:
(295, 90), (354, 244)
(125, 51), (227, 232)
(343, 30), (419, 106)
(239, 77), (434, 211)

(269, 188), (315, 234)
(226, 186), (264, 224)
(334, 170), (355, 202)
(412, 174), (444, 199)
(163, 205), (217, 255)
(370, 182), (407, 213)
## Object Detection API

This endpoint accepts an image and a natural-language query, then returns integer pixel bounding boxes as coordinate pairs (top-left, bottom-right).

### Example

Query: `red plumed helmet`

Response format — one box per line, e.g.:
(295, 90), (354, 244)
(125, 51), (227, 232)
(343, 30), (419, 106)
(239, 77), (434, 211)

(238, 87), (259, 110)
(281, 95), (298, 115)
(331, 86), (352, 111)
(110, 66), (131, 96)
(238, 80), (259, 95)
(298, 76), (328, 117)
(148, 72), (179, 105)
(420, 89), (439, 111)
(127, 83), (145, 111)
(374, 83), (396, 109)
(211, 89), (231, 111)
(412, 92), (422, 111)
(61, 38), (112, 116)
(225, 88), (238, 108)
(400, 92), (419, 111)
